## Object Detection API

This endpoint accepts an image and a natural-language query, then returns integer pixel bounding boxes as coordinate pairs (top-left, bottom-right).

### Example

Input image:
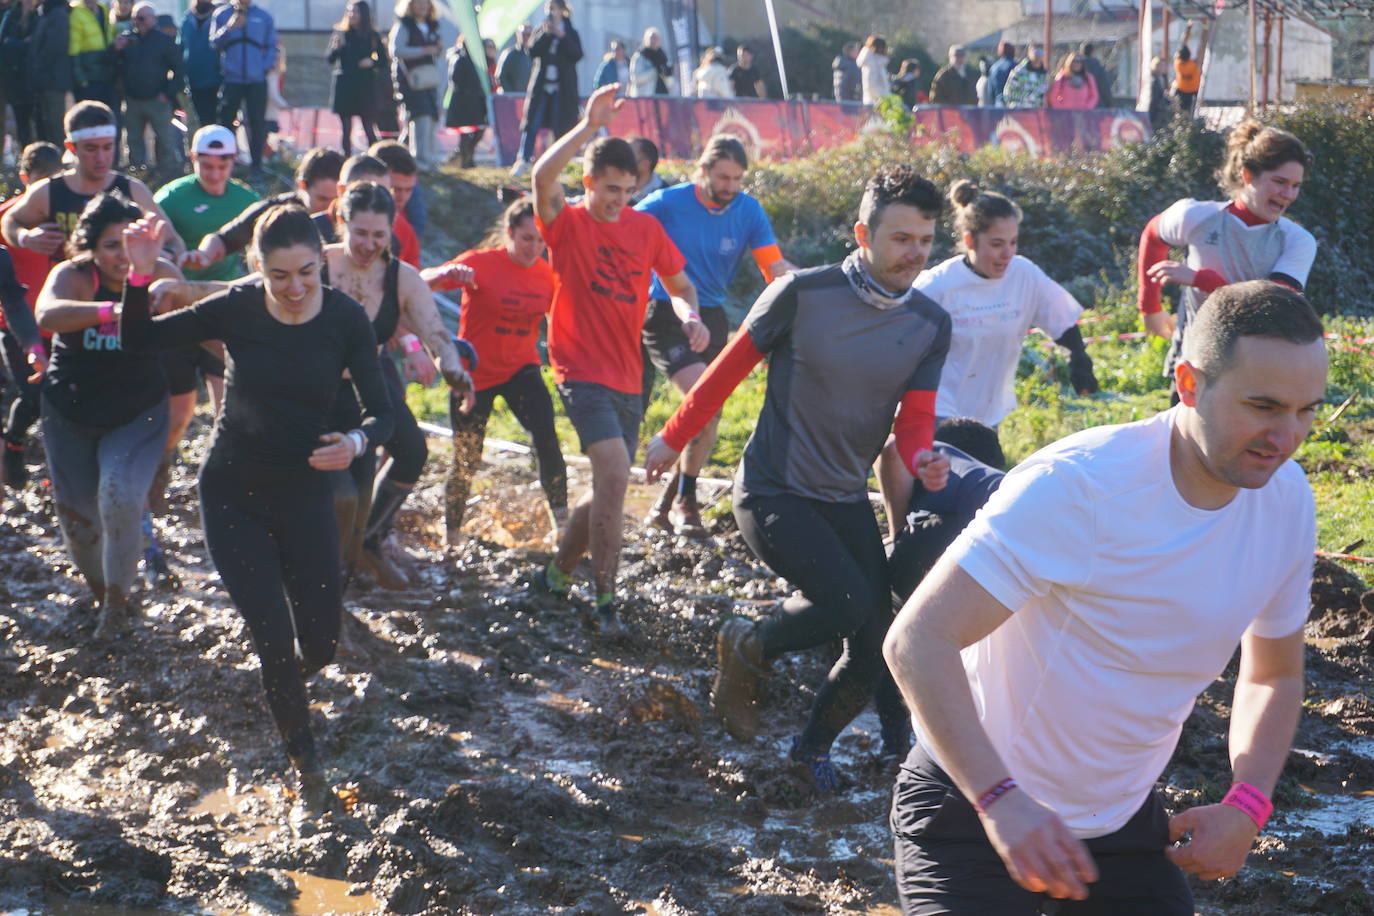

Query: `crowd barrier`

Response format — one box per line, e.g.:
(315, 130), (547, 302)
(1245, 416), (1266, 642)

(274, 98), (1153, 168)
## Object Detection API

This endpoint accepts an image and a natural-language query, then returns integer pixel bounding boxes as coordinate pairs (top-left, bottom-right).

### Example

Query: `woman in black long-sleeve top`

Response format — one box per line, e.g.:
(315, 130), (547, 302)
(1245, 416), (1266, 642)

(327, 0), (389, 155)
(119, 205), (393, 824)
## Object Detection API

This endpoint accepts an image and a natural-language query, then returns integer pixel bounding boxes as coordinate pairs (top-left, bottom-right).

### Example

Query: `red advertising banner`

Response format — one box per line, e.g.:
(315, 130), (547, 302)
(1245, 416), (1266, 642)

(275, 99), (1152, 167)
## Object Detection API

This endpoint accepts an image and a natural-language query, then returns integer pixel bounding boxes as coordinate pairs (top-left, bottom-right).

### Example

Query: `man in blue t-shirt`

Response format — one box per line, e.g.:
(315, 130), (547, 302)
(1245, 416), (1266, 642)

(636, 136), (793, 537)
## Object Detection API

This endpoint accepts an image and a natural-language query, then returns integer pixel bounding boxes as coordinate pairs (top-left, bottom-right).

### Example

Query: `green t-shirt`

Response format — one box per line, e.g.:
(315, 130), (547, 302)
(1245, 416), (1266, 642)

(154, 175), (262, 282)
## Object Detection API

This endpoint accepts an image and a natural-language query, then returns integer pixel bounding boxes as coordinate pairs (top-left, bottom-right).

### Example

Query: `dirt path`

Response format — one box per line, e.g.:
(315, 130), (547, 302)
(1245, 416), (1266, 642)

(2, 437), (1372, 915)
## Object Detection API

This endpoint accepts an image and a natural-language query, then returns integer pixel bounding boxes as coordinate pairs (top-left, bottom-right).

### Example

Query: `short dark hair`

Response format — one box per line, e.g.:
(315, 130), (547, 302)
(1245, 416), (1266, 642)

(629, 137), (659, 173)
(339, 153), (388, 185)
(368, 139), (418, 176)
(20, 142), (64, 182)
(998, 40), (1016, 58)
(935, 417), (1006, 470)
(297, 147), (345, 187)
(338, 181), (396, 227)
(1079, 42), (1095, 56)
(1182, 280), (1324, 378)
(583, 136), (638, 179)
(68, 191), (143, 260)
(65, 100), (117, 138)
(737, 43), (752, 54)
(252, 204), (323, 264)
(858, 165), (943, 230)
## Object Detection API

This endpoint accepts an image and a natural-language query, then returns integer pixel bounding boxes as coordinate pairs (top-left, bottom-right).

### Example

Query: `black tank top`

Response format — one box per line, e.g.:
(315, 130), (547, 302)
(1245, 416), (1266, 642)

(322, 256), (402, 346)
(49, 172), (135, 257)
(43, 264), (167, 429)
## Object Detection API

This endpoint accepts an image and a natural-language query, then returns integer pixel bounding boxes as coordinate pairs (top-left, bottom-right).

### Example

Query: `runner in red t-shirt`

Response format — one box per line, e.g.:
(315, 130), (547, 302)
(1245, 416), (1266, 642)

(423, 198), (569, 546)
(0, 142), (62, 488)
(531, 84), (702, 633)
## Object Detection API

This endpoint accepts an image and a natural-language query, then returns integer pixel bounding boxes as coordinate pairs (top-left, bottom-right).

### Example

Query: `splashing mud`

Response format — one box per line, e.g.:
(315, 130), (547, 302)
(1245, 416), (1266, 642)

(2, 432), (1372, 914)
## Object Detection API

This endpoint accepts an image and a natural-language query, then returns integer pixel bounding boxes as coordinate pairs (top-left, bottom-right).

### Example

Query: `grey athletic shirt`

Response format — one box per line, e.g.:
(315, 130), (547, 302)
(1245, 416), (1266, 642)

(739, 264), (951, 503)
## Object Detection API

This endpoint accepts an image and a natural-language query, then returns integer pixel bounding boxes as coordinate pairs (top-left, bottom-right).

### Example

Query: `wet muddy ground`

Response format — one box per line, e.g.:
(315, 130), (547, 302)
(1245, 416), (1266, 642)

(2, 427), (1373, 915)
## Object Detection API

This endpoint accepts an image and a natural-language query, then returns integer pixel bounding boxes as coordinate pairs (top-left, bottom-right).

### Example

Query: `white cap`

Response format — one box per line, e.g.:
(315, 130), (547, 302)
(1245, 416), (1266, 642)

(192, 124), (238, 156)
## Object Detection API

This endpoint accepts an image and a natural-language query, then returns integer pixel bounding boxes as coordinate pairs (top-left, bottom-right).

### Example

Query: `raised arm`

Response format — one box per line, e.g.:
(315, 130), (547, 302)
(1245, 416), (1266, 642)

(532, 83), (623, 227)
(128, 178), (186, 260)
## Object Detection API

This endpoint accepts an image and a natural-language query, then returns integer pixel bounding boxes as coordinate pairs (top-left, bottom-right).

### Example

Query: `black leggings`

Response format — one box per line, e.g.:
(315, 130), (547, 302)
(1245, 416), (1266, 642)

(446, 363), (567, 531)
(200, 459), (341, 763)
(339, 113), (377, 156)
(379, 357), (428, 484)
(1, 330), (42, 444)
(735, 487), (907, 753)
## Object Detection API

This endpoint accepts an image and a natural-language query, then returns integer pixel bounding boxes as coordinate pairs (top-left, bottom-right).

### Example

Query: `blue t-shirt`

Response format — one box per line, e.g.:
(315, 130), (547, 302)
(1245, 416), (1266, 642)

(636, 182), (777, 310)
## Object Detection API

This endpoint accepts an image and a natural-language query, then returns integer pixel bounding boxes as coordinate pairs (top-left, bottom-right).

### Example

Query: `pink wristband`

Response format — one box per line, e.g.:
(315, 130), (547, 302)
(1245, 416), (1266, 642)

(1222, 782), (1272, 830)
(127, 270), (153, 287)
(974, 778), (1017, 814)
(401, 334), (423, 354)
(97, 303), (116, 323)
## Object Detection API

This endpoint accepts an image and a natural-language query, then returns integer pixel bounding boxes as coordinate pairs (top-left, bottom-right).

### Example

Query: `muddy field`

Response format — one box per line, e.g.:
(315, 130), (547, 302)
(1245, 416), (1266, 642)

(2, 427), (1373, 916)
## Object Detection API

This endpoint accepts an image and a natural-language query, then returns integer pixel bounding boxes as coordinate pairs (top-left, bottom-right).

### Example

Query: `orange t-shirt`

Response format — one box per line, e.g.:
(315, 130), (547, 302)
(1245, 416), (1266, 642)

(434, 246), (555, 391)
(536, 203), (687, 394)
(1174, 59), (1201, 94)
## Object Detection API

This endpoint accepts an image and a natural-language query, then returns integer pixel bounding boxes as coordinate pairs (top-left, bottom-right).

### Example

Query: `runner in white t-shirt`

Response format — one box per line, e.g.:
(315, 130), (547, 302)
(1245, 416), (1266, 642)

(1137, 120), (1315, 397)
(883, 280), (1327, 915)
(876, 180), (1098, 538)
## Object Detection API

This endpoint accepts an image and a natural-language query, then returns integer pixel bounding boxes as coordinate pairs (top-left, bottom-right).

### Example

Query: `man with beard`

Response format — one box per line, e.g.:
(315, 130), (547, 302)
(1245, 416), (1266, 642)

(636, 136), (794, 538)
(644, 165), (951, 790)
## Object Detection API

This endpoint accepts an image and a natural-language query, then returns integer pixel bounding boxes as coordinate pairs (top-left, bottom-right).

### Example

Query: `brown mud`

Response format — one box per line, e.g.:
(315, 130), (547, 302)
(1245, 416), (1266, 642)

(2, 429), (1373, 915)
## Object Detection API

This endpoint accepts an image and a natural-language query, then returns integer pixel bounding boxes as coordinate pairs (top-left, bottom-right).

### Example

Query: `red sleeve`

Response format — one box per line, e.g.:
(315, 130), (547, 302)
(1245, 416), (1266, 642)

(893, 389), (937, 475)
(653, 223), (688, 281)
(1193, 268), (1226, 294)
(394, 216), (420, 268)
(1137, 214), (1169, 315)
(660, 330), (764, 452)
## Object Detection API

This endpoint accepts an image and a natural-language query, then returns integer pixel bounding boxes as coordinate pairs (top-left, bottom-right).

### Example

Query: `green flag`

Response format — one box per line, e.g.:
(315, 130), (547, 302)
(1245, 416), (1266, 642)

(445, 0), (490, 96)
(477, 0), (544, 49)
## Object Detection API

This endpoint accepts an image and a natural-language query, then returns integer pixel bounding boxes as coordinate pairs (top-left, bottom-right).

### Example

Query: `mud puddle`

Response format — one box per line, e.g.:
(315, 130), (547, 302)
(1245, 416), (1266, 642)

(2, 433), (1373, 914)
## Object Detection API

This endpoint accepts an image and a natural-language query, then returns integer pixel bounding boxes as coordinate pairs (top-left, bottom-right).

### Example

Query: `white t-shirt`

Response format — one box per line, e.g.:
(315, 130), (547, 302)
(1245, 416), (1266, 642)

(1156, 199), (1317, 374)
(921, 407), (1314, 838)
(915, 255), (1083, 426)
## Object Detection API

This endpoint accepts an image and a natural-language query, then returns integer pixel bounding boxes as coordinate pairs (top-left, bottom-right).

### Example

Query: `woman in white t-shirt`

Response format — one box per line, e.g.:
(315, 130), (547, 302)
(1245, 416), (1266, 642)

(875, 180), (1097, 536)
(1136, 121), (1316, 396)
(855, 34), (891, 105)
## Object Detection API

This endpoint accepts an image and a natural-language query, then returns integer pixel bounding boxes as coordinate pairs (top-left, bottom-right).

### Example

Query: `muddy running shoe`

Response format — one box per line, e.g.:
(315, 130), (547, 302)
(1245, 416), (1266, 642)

(2, 440), (27, 489)
(289, 765), (337, 837)
(671, 492), (709, 540)
(92, 599), (132, 641)
(712, 617), (767, 741)
(357, 543), (410, 591)
(790, 737), (840, 794)
(593, 594), (625, 635)
(534, 562), (572, 599)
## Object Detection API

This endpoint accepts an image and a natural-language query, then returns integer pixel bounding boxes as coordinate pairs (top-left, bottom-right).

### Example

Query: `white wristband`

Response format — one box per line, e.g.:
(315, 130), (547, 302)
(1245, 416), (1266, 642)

(348, 430), (367, 458)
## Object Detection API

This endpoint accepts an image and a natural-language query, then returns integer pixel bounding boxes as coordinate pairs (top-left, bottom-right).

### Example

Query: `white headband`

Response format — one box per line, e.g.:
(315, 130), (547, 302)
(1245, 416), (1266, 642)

(68, 125), (118, 142)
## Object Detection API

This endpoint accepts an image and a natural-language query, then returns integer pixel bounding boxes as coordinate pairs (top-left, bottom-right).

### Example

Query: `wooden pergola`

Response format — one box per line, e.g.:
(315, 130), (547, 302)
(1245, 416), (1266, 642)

(1117, 0), (1374, 108)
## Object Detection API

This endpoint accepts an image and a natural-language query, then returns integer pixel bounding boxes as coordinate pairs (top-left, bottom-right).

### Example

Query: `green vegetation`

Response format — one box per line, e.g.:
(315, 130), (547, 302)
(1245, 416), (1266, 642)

(418, 103), (1374, 587)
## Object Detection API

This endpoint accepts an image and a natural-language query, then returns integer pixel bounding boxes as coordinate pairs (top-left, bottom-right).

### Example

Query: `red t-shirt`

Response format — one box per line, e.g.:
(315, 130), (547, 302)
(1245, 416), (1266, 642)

(435, 246), (555, 391)
(536, 203), (686, 393)
(394, 210), (421, 268)
(0, 196), (54, 337)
